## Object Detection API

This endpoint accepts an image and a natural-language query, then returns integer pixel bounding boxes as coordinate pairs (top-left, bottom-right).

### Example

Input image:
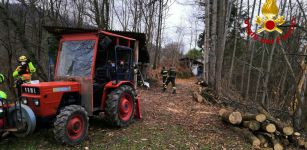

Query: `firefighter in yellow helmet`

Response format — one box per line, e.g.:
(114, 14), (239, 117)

(0, 74), (7, 100)
(13, 56), (36, 96)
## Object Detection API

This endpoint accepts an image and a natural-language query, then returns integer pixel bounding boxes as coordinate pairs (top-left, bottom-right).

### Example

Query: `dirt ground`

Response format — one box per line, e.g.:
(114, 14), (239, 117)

(0, 78), (252, 150)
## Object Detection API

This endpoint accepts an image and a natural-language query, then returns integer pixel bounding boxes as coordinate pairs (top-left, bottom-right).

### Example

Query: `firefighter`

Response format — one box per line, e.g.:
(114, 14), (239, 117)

(13, 56), (36, 96)
(160, 66), (168, 84)
(163, 67), (177, 94)
(0, 73), (7, 100)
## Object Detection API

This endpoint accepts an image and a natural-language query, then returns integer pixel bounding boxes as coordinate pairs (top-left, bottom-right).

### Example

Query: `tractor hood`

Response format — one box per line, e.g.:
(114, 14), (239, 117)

(22, 81), (80, 94)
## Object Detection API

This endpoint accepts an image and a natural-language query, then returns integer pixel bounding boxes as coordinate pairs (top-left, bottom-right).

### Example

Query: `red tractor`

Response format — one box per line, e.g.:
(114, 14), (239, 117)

(17, 27), (147, 145)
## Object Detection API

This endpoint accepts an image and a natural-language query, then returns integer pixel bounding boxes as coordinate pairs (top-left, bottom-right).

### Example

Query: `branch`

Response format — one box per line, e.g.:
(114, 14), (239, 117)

(295, 0), (307, 23)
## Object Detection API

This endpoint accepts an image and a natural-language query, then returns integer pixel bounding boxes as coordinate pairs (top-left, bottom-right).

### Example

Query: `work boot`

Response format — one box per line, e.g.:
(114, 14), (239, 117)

(162, 84), (166, 92)
(172, 87), (176, 94)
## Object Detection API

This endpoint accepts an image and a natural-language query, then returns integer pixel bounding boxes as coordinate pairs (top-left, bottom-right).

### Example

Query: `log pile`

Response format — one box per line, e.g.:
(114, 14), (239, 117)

(193, 80), (220, 104)
(218, 108), (306, 149)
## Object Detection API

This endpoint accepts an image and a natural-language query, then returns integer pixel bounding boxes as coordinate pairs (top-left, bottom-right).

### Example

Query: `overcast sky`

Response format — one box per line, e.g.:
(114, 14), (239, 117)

(164, 0), (204, 54)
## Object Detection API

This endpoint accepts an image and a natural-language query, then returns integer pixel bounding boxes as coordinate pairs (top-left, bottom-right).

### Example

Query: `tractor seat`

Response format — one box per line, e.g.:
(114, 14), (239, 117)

(95, 67), (111, 83)
(93, 67), (111, 107)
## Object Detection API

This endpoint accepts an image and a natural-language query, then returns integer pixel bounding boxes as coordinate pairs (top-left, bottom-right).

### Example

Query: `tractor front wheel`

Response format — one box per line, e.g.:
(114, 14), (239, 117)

(106, 85), (136, 127)
(53, 105), (89, 145)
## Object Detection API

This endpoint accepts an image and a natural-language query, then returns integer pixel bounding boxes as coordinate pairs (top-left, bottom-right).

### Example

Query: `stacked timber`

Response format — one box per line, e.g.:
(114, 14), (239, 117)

(218, 108), (306, 149)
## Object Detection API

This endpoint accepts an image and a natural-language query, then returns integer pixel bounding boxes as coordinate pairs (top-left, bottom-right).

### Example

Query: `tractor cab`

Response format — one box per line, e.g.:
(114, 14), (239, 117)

(18, 27), (148, 145)
(22, 29), (140, 116)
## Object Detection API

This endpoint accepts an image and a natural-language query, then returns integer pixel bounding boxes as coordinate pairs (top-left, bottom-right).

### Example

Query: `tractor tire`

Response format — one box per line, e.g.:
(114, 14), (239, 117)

(105, 85), (136, 127)
(53, 105), (89, 145)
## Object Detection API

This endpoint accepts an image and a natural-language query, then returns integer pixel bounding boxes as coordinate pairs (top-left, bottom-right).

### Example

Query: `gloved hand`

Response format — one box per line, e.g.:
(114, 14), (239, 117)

(16, 66), (22, 71)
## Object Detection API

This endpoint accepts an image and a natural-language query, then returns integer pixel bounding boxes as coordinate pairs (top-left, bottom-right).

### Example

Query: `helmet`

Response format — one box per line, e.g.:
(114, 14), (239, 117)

(19, 55), (27, 62)
(0, 74), (4, 84)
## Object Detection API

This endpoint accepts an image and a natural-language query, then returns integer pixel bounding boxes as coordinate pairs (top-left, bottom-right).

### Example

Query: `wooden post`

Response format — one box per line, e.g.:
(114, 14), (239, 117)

(134, 40), (139, 89)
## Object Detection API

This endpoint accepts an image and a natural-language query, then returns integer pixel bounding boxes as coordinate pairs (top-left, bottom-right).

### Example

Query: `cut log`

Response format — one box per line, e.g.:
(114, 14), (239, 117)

(279, 136), (290, 147)
(294, 132), (301, 136)
(261, 122), (276, 133)
(282, 126), (294, 136)
(298, 138), (305, 147)
(242, 113), (267, 122)
(232, 127), (260, 147)
(288, 132), (300, 146)
(243, 121), (260, 131)
(256, 134), (268, 148)
(257, 106), (293, 135)
(219, 109), (242, 125)
(289, 132), (306, 148)
(272, 135), (284, 150)
(192, 92), (203, 103)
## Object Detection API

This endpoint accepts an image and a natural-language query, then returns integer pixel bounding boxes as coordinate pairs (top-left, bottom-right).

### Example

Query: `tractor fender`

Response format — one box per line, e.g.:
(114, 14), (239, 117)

(135, 96), (142, 119)
(101, 81), (135, 110)
(8, 104), (36, 137)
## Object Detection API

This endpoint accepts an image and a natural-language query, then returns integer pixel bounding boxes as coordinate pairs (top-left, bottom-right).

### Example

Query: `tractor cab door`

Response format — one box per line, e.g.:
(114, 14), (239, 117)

(115, 46), (133, 81)
(56, 39), (98, 115)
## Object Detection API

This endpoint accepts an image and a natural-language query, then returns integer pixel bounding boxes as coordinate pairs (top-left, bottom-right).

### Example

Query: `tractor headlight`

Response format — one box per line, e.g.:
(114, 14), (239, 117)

(0, 108), (3, 118)
(21, 97), (28, 105)
(32, 99), (40, 106)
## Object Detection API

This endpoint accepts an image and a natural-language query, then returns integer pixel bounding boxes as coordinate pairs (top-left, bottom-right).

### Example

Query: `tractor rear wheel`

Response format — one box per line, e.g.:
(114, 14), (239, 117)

(105, 85), (136, 127)
(53, 105), (89, 145)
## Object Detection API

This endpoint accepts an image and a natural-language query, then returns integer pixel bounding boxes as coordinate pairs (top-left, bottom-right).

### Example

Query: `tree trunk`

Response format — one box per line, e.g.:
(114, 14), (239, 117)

(228, 0), (243, 86)
(215, 0), (232, 95)
(245, 0), (258, 99)
(254, 45), (266, 102)
(203, 0), (211, 82)
(261, 37), (277, 106)
(153, 0), (163, 69)
(208, 0), (217, 86)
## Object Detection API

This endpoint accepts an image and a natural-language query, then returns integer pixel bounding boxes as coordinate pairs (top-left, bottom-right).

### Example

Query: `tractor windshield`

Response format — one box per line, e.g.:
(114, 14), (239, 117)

(56, 40), (95, 77)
